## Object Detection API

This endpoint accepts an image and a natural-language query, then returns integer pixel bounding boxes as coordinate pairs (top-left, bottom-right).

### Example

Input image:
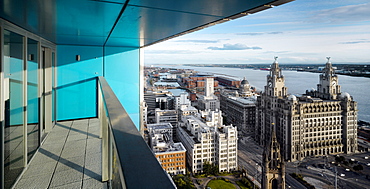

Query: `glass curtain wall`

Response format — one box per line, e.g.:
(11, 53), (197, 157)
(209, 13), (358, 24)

(3, 29), (24, 189)
(1, 20), (55, 188)
(27, 38), (39, 162)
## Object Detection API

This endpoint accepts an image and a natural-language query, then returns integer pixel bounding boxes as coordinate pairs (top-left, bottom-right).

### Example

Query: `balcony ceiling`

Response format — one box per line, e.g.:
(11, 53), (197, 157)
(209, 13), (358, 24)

(0, 0), (293, 47)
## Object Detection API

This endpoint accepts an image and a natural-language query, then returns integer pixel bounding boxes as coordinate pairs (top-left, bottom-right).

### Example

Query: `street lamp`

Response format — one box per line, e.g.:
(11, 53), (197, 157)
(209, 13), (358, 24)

(254, 163), (259, 189)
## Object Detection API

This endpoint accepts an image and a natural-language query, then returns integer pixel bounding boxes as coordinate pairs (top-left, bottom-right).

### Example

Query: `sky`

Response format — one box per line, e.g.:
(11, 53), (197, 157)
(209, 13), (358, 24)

(143, 0), (370, 65)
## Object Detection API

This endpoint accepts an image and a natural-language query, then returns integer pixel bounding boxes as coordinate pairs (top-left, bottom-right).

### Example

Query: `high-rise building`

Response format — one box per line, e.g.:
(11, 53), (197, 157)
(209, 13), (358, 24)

(256, 57), (358, 162)
(220, 94), (256, 136)
(177, 112), (238, 173)
(197, 77), (220, 111)
(205, 77), (215, 97)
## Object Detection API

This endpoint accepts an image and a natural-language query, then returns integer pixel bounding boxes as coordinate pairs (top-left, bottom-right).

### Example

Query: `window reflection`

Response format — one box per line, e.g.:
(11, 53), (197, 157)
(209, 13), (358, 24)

(4, 30), (24, 188)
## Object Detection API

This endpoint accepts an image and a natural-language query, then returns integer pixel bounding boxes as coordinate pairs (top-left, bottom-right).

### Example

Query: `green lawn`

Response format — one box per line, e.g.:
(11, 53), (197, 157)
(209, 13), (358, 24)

(207, 179), (236, 189)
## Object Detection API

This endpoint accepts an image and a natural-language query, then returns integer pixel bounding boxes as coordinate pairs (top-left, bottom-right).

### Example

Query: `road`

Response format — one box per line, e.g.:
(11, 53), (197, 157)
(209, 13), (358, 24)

(285, 152), (370, 189)
(238, 136), (304, 189)
(238, 136), (370, 189)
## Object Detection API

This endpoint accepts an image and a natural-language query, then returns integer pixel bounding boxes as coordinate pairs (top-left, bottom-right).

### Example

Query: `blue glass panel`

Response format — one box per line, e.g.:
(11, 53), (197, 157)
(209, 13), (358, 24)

(27, 38), (39, 162)
(52, 52), (55, 122)
(56, 45), (103, 120)
(55, 0), (123, 46)
(104, 46), (140, 128)
(3, 30), (24, 189)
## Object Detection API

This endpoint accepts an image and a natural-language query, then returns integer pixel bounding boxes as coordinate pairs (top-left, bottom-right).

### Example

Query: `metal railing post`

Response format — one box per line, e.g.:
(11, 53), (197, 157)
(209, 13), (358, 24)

(102, 110), (109, 182)
(98, 82), (103, 139)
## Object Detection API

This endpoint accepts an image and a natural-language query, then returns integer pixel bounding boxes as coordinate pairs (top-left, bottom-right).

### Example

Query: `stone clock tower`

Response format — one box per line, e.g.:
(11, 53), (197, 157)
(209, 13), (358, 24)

(257, 57), (288, 147)
(265, 57), (287, 98)
(317, 57), (341, 100)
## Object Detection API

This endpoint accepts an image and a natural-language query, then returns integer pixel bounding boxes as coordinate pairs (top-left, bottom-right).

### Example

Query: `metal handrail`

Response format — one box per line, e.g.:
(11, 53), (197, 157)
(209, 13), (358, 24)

(97, 76), (176, 188)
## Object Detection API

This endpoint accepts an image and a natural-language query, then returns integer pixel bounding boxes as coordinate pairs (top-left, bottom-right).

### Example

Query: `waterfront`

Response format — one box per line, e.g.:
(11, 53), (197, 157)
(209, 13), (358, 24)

(162, 65), (370, 122)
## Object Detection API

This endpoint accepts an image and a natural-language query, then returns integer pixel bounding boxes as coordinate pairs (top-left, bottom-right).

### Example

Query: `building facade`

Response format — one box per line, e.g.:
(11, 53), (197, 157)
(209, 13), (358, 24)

(256, 57), (358, 162)
(197, 78), (220, 111)
(220, 94), (256, 136)
(177, 114), (237, 173)
(147, 123), (186, 175)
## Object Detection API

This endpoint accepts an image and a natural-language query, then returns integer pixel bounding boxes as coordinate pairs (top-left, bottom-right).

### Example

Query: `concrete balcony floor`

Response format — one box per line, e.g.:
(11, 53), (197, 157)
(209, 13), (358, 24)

(14, 118), (107, 189)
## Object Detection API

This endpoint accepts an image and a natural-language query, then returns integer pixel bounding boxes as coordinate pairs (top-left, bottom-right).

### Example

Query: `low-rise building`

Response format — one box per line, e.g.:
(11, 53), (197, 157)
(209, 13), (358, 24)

(147, 123), (186, 175)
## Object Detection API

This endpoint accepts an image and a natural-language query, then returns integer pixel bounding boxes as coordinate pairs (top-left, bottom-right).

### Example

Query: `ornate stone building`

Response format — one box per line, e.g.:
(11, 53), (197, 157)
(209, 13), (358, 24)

(256, 57), (358, 162)
(262, 125), (285, 189)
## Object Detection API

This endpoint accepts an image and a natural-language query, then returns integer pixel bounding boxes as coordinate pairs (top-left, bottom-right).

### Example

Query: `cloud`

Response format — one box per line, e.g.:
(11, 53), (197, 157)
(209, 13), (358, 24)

(175, 39), (219, 43)
(263, 50), (290, 54)
(340, 40), (370, 44)
(207, 43), (262, 50)
(267, 32), (283, 35)
(145, 50), (200, 54)
(236, 32), (283, 36)
(309, 3), (370, 23)
(237, 32), (264, 36)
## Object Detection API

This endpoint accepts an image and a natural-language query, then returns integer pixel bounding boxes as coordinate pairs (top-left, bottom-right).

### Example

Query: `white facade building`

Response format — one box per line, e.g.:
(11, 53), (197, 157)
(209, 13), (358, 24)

(177, 113), (238, 173)
(198, 78), (220, 111)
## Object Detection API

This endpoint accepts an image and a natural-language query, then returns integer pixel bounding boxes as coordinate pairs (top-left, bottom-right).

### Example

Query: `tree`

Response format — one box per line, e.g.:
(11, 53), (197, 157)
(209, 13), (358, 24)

(172, 174), (196, 189)
(211, 164), (219, 175)
(203, 161), (212, 175)
(202, 161), (219, 175)
(353, 164), (363, 171)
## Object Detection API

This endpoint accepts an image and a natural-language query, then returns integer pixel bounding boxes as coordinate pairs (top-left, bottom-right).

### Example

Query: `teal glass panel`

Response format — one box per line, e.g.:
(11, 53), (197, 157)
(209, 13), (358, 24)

(27, 38), (39, 162)
(56, 45), (103, 120)
(52, 52), (55, 122)
(3, 30), (24, 188)
(104, 47), (140, 128)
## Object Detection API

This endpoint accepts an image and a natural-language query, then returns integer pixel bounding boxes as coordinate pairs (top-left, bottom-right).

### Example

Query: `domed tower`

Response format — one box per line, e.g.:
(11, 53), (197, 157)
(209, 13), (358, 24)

(239, 77), (252, 97)
(266, 57), (287, 98)
(262, 124), (285, 189)
(317, 57), (341, 100)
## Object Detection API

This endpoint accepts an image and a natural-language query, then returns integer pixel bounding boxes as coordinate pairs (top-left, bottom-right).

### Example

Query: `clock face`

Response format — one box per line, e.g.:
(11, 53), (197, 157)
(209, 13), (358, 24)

(268, 81), (272, 87)
(332, 81), (336, 86)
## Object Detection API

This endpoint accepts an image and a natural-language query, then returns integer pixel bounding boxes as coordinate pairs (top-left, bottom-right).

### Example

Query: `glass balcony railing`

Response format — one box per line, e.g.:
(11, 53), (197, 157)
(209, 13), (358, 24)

(97, 76), (176, 188)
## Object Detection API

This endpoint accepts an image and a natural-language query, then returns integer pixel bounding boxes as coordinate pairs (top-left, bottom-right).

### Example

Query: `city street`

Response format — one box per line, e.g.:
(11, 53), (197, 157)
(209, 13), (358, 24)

(237, 136), (370, 189)
(285, 152), (370, 189)
(238, 136), (304, 189)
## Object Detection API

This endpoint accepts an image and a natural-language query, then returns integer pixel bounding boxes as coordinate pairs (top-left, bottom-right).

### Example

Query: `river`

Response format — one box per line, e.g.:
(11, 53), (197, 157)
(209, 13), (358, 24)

(161, 65), (370, 122)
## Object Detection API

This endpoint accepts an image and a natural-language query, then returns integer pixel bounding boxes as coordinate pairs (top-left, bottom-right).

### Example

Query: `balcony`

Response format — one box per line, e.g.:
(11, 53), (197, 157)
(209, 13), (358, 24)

(13, 77), (175, 189)
(14, 119), (105, 188)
